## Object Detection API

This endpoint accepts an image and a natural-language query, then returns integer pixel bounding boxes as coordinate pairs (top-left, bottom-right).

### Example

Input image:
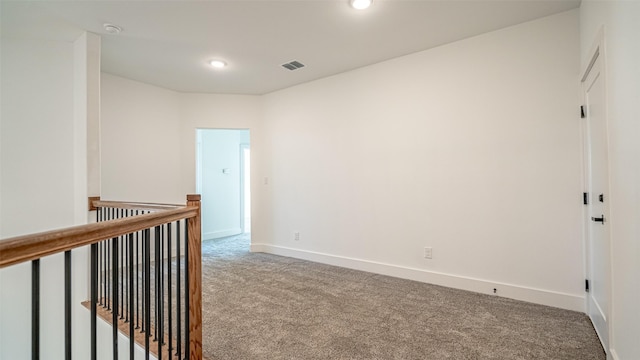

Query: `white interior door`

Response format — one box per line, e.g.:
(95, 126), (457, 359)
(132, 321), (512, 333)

(582, 51), (610, 353)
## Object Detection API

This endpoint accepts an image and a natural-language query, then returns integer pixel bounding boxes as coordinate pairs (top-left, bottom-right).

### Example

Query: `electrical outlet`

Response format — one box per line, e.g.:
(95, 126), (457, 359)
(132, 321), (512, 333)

(424, 247), (432, 259)
(294, 232), (300, 241)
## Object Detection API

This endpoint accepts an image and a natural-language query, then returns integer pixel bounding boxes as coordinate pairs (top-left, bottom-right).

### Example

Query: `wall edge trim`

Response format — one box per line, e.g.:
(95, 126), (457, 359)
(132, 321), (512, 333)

(609, 349), (619, 360)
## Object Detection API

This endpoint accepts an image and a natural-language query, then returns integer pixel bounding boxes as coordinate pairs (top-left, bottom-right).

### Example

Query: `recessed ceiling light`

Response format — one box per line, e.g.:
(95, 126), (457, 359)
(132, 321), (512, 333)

(350, 0), (372, 10)
(103, 23), (122, 34)
(209, 60), (227, 68)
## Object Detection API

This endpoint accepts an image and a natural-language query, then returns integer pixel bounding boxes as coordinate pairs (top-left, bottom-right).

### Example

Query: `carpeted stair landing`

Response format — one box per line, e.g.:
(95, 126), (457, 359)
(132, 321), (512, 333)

(201, 235), (604, 360)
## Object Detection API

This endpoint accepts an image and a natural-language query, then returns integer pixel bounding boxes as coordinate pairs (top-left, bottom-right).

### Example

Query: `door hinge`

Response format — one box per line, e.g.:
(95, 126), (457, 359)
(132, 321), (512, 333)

(580, 105), (586, 118)
(585, 279), (590, 292)
(583, 192), (589, 205)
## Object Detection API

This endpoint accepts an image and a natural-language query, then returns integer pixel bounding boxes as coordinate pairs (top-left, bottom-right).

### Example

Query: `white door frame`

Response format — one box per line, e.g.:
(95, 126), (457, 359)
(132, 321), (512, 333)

(239, 143), (250, 233)
(580, 26), (612, 357)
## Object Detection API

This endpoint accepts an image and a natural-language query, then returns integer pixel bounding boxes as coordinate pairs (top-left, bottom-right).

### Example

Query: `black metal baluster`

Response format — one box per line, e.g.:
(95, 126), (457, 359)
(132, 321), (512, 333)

(136, 213), (140, 330)
(32, 259), (40, 360)
(107, 237), (111, 310)
(98, 207), (102, 306)
(155, 226), (161, 343)
(141, 227), (146, 334)
(145, 228), (151, 360)
(120, 233), (123, 319)
(101, 208), (106, 307)
(102, 208), (105, 306)
(103, 209), (106, 307)
(168, 222), (173, 357)
(108, 208), (111, 307)
(120, 210), (124, 319)
(176, 220), (182, 358)
(136, 211), (140, 330)
(185, 221), (190, 360)
(125, 210), (129, 323)
(65, 250), (72, 360)
(129, 232), (134, 359)
(160, 225), (165, 355)
(91, 243), (98, 360)
(112, 237), (119, 360)
(107, 208), (112, 310)
(103, 237), (107, 308)
(159, 225), (167, 348)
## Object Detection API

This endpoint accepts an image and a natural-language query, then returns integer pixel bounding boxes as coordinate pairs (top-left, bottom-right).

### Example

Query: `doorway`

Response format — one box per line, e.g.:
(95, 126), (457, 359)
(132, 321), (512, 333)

(581, 39), (610, 355)
(196, 129), (251, 243)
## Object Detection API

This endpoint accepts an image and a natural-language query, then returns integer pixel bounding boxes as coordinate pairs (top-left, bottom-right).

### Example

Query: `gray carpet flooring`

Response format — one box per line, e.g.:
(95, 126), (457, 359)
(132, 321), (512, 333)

(201, 234), (604, 360)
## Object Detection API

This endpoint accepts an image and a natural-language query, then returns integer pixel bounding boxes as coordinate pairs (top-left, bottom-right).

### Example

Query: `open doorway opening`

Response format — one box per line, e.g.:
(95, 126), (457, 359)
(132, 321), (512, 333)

(196, 129), (250, 251)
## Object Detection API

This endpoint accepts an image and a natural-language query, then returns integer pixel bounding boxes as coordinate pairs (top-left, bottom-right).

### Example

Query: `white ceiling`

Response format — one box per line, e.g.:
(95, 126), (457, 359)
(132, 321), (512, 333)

(1, 0), (580, 95)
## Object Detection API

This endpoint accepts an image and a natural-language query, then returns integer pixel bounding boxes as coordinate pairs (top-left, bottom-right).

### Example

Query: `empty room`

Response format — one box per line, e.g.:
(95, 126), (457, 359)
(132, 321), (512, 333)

(1, 1), (638, 359)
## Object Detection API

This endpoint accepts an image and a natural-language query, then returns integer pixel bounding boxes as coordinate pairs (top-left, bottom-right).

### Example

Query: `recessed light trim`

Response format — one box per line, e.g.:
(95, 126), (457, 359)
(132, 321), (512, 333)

(209, 60), (227, 68)
(103, 23), (122, 34)
(350, 0), (372, 10)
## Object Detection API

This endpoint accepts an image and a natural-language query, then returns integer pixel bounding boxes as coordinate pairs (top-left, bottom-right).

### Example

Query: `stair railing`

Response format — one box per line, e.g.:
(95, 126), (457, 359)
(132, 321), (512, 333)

(0, 194), (202, 360)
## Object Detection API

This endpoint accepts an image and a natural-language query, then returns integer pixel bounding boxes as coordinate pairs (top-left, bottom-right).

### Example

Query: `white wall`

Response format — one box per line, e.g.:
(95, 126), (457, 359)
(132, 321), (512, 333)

(0, 36), (75, 360)
(101, 73), (183, 204)
(0, 39), (76, 237)
(99, 10), (585, 311)
(198, 129), (249, 240)
(256, 10), (584, 310)
(0, 34), (97, 359)
(100, 9), (640, 324)
(178, 93), (262, 243)
(100, 74), (262, 208)
(178, 93), (261, 195)
(1, 33), (160, 360)
(580, 2), (640, 359)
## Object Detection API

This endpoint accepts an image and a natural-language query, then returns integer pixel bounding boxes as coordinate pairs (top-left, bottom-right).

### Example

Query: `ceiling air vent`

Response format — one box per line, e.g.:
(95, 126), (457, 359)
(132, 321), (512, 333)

(282, 60), (305, 71)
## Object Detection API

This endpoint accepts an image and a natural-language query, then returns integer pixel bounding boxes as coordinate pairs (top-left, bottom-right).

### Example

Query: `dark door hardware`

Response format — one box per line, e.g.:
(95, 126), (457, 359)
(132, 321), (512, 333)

(591, 215), (605, 224)
(599, 194), (604, 202)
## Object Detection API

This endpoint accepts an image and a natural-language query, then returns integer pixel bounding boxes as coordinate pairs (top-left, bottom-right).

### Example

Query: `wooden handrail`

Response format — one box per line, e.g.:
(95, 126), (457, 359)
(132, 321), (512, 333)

(0, 205), (197, 268)
(92, 199), (185, 211)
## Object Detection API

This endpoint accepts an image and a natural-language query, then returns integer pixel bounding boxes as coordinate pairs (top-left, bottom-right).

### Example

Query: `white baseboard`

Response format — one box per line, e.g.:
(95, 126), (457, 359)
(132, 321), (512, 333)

(204, 227), (242, 240)
(609, 349), (619, 360)
(250, 243), (585, 312)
